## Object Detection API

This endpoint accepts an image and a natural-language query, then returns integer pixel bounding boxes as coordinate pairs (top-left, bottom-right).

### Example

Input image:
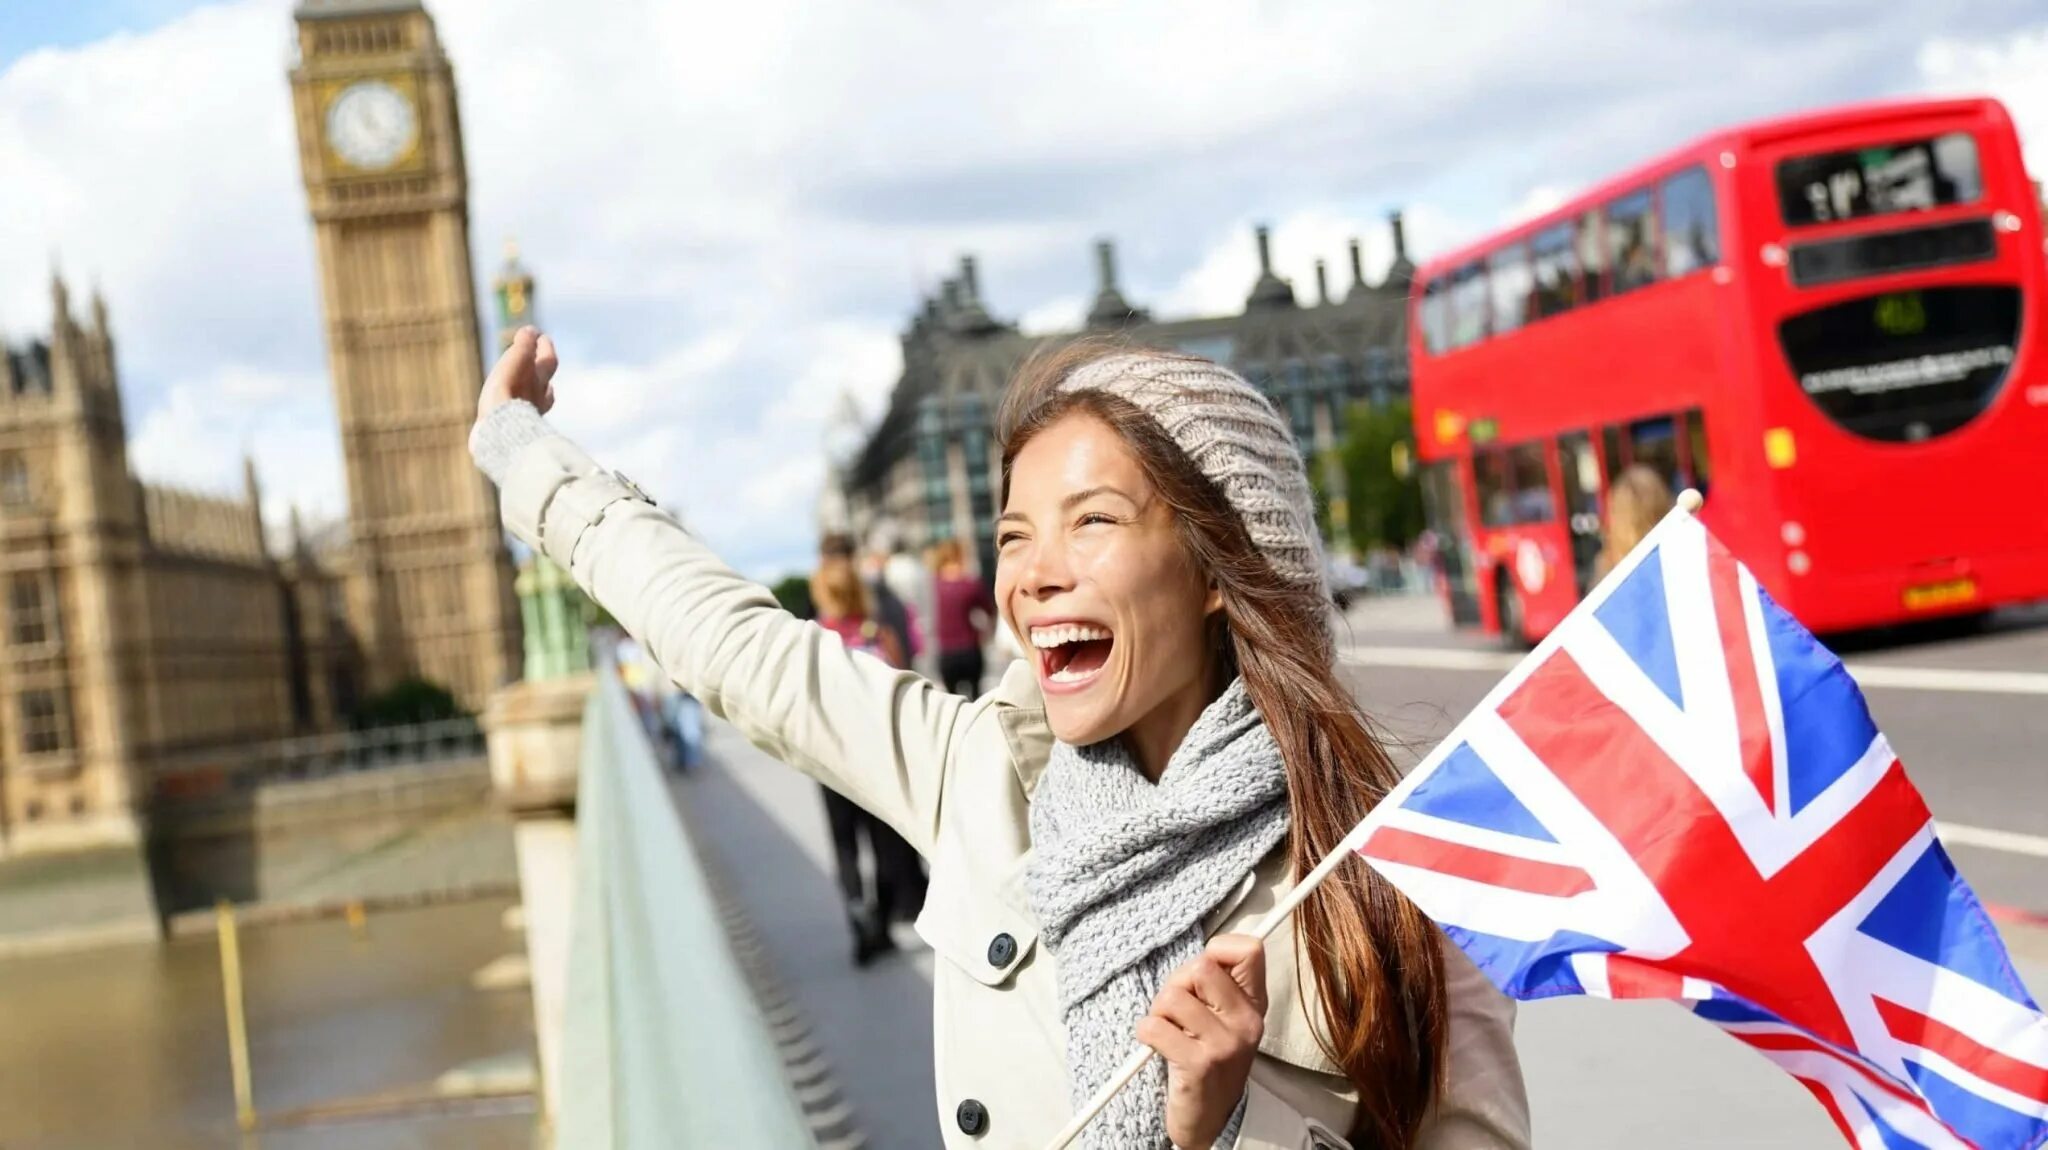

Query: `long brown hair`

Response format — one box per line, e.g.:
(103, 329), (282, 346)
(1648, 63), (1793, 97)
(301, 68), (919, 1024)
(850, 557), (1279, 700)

(810, 554), (873, 621)
(996, 341), (1448, 1148)
(1596, 463), (1675, 579)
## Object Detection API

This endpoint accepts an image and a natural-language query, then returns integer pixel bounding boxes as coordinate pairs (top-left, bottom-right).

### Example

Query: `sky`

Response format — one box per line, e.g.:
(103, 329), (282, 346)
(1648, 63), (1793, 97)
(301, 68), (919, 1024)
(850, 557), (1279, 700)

(0, 1), (2044, 580)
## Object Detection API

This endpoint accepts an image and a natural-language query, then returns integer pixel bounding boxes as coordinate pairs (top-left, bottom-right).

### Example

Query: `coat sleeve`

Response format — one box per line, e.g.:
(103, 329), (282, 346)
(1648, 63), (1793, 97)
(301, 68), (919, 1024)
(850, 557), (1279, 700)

(488, 416), (970, 854)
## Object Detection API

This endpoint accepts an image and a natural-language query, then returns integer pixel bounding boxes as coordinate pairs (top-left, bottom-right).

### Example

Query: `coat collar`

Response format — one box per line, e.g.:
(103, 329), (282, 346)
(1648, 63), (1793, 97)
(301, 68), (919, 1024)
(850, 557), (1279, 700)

(991, 659), (1054, 798)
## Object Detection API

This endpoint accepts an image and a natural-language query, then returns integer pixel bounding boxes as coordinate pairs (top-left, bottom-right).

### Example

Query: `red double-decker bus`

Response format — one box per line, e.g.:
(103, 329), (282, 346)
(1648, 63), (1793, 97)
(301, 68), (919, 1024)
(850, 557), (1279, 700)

(1410, 96), (2048, 642)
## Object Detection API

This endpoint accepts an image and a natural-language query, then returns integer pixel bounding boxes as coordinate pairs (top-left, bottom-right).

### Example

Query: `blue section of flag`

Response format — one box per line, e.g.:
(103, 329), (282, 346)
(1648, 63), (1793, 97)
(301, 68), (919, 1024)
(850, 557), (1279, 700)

(1858, 843), (2044, 1012)
(1595, 551), (1684, 709)
(1901, 1058), (2043, 1150)
(1404, 742), (1556, 843)
(1855, 1097), (1924, 1150)
(1757, 583), (1879, 816)
(1447, 924), (1620, 1000)
(1693, 993), (1778, 1026)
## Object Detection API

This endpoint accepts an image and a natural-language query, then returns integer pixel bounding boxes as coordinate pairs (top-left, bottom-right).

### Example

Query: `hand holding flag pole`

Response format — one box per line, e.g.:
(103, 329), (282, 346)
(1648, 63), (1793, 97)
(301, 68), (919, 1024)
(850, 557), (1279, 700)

(1039, 490), (1709, 1150)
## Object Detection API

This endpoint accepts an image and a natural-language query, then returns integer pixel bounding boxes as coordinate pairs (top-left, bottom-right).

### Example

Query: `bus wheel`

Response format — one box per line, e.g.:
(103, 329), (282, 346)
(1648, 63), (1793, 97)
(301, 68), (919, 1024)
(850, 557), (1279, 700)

(1494, 577), (1527, 650)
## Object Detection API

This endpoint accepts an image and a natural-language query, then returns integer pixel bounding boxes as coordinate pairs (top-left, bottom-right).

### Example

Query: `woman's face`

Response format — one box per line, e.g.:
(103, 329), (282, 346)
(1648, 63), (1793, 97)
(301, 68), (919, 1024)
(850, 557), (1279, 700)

(995, 411), (1219, 747)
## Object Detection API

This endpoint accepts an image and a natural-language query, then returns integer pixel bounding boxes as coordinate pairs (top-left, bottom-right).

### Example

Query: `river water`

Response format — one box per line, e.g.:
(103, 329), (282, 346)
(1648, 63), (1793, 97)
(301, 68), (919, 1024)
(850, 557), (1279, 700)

(0, 898), (538, 1150)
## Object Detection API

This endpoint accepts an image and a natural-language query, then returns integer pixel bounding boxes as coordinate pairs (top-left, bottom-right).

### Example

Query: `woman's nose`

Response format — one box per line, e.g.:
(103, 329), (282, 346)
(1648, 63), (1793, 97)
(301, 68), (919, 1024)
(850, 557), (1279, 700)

(1016, 537), (1074, 600)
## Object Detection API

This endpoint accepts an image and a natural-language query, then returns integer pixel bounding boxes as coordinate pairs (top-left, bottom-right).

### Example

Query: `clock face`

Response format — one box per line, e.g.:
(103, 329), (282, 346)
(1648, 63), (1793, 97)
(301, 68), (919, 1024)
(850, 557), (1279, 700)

(326, 80), (418, 172)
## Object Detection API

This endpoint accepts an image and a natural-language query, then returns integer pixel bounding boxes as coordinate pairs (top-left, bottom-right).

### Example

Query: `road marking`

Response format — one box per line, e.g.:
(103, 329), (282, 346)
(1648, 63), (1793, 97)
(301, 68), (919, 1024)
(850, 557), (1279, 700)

(1343, 645), (2048, 697)
(1937, 821), (2048, 860)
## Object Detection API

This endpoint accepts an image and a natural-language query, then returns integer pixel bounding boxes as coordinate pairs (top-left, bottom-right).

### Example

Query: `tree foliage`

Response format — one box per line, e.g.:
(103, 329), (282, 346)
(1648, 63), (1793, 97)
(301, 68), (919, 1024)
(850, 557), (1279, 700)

(1339, 399), (1426, 551)
(351, 676), (465, 729)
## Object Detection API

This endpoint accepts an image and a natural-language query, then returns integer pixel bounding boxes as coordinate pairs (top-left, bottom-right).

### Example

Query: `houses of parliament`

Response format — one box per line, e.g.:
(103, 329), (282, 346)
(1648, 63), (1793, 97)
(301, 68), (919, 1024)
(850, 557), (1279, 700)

(0, 0), (520, 854)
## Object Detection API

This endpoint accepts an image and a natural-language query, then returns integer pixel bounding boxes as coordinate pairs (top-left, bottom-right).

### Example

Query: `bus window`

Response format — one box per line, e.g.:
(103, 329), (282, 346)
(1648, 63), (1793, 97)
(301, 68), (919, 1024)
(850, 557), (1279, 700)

(1662, 165), (1721, 276)
(1559, 431), (1604, 595)
(1449, 262), (1490, 348)
(1508, 441), (1556, 523)
(1530, 223), (1580, 318)
(1421, 462), (1481, 626)
(1627, 416), (1681, 491)
(1578, 209), (1608, 304)
(1419, 278), (1449, 354)
(1489, 244), (1532, 334)
(1608, 189), (1659, 294)
(1475, 450), (1513, 528)
(1681, 408), (1711, 495)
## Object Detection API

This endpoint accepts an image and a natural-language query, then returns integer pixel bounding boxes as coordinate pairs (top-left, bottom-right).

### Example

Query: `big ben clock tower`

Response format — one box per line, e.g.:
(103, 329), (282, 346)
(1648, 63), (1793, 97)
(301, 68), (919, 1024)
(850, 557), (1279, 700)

(288, 0), (519, 710)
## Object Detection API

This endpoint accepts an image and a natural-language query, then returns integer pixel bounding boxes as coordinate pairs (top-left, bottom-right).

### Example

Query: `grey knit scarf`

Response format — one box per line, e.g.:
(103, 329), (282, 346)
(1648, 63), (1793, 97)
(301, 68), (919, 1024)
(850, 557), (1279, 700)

(1024, 679), (1291, 1150)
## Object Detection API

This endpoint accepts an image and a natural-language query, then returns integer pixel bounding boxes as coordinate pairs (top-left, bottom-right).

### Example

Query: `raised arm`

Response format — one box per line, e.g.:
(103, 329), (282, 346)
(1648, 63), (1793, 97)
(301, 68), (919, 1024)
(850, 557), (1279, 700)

(469, 329), (967, 853)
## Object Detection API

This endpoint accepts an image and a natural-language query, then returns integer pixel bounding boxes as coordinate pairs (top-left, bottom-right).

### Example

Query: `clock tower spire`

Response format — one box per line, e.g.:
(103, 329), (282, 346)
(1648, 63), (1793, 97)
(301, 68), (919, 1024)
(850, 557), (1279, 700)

(288, 0), (520, 710)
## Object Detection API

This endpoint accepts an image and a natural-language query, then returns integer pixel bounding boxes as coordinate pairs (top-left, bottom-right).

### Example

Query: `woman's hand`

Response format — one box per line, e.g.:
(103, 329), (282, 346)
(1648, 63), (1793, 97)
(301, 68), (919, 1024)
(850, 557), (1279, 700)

(1136, 933), (1267, 1149)
(476, 325), (559, 423)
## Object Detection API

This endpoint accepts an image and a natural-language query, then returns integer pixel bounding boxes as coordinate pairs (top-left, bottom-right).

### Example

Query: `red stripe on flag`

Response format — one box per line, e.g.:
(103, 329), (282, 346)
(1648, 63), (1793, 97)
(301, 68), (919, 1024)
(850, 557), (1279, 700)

(1707, 539), (1777, 814)
(1798, 1076), (1861, 1144)
(1359, 826), (1595, 898)
(1604, 955), (1687, 999)
(1732, 1030), (1923, 1106)
(1875, 997), (2048, 1105)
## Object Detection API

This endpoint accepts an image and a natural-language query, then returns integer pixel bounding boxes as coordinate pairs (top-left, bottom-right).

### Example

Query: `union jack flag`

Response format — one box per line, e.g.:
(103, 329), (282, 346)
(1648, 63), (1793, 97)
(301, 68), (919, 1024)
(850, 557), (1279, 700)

(1355, 510), (2048, 1149)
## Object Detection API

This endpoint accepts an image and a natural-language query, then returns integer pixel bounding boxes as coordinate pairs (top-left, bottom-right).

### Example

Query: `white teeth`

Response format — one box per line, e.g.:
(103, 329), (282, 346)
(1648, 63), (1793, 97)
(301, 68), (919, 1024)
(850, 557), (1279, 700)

(1028, 624), (1112, 649)
(1048, 665), (1095, 684)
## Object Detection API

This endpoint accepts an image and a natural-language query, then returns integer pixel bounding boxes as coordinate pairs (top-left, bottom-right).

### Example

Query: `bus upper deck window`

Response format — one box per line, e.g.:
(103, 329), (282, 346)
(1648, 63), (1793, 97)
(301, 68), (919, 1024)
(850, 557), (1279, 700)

(1490, 244), (1532, 334)
(1662, 166), (1721, 276)
(1578, 210), (1608, 303)
(1419, 279), (1450, 354)
(1450, 262), (1490, 348)
(1531, 223), (1580, 318)
(1608, 190), (1659, 294)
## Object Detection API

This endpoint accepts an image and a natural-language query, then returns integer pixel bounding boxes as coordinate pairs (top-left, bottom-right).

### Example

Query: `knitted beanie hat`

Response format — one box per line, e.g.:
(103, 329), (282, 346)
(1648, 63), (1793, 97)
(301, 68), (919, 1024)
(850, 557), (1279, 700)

(1058, 353), (1327, 599)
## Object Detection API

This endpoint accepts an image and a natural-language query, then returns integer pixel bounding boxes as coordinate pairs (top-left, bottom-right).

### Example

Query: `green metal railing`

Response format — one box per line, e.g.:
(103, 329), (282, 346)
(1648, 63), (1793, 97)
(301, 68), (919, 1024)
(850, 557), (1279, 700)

(556, 667), (815, 1148)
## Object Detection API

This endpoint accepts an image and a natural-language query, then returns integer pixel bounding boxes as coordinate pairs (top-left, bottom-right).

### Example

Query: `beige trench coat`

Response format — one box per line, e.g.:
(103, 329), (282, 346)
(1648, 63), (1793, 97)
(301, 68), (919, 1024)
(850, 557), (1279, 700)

(495, 430), (1533, 1150)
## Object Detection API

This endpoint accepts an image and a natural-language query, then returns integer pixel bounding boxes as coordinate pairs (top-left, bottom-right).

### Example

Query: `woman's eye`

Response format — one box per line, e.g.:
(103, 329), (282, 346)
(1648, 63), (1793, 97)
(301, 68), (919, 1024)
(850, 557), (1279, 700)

(1076, 512), (1116, 528)
(996, 531), (1026, 548)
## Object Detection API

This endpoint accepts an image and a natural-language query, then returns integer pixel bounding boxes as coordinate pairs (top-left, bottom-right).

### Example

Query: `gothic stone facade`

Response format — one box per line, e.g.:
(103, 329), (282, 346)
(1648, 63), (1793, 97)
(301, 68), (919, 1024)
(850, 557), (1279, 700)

(0, 283), (361, 853)
(839, 219), (1418, 576)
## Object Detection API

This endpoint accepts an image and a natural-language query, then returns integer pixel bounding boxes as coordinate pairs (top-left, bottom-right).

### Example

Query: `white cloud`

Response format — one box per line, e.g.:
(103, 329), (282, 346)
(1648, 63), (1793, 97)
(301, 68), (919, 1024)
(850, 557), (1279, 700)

(5, 1), (2044, 581)
(1918, 28), (2048, 174)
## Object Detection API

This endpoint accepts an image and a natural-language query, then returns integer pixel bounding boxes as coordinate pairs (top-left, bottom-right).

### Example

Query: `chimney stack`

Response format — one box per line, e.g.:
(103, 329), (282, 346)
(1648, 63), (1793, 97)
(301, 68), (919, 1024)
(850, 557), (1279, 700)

(959, 255), (981, 304)
(1245, 223), (1297, 310)
(1349, 238), (1366, 289)
(1389, 210), (1409, 263)
(1095, 239), (1119, 294)
(1314, 260), (1330, 306)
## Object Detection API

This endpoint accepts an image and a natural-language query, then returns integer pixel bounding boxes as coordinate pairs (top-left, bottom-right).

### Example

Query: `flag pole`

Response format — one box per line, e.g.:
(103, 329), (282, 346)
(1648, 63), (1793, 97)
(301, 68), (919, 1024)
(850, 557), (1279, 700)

(1040, 490), (1707, 1150)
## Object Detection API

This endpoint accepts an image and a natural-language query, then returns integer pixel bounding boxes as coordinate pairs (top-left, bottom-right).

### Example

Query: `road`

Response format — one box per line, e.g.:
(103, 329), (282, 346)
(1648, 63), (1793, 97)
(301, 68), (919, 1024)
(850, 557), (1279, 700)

(678, 595), (2048, 1148)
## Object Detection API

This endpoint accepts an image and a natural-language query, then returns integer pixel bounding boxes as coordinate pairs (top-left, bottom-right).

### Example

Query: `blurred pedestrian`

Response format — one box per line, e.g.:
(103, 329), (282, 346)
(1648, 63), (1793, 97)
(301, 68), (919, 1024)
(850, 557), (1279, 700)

(1593, 463), (1675, 582)
(472, 328), (1526, 1148)
(929, 538), (995, 697)
(809, 549), (929, 965)
(874, 522), (937, 678)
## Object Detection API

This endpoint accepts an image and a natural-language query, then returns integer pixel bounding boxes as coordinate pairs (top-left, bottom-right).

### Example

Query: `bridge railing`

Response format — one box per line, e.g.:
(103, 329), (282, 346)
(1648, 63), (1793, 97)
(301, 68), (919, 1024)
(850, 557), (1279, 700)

(151, 719), (486, 802)
(555, 665), (815, 1147)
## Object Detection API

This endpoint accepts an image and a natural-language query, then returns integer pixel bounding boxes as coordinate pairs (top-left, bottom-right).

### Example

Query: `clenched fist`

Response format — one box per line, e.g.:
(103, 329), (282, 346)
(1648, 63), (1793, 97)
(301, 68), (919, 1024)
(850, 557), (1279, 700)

(476, 324), (559, 425)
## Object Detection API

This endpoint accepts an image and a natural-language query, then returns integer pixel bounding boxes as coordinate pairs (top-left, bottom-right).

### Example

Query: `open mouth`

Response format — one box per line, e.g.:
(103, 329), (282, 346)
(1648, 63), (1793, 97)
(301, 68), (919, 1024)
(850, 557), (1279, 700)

(1030, 622), (1115, 687)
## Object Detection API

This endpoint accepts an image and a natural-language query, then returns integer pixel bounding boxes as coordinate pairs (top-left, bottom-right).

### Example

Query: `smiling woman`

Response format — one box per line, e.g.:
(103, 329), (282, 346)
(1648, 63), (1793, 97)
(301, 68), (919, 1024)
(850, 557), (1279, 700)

(467, 327), (1529, 1150)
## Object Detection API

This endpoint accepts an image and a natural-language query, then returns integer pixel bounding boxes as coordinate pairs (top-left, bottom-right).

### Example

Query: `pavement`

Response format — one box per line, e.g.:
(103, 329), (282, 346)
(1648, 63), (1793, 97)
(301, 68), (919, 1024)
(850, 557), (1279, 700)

(677, 594), (2048, 1148)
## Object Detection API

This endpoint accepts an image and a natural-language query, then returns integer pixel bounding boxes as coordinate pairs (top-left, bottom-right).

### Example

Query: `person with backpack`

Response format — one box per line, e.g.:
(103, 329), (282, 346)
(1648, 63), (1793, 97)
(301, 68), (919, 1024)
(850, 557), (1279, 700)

(810, 549), (930, 965)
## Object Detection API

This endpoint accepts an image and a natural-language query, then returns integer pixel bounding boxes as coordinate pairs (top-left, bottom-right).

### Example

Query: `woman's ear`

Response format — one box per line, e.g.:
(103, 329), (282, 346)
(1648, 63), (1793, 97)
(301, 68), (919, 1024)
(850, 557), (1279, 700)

(1204, 584), (1225, 616)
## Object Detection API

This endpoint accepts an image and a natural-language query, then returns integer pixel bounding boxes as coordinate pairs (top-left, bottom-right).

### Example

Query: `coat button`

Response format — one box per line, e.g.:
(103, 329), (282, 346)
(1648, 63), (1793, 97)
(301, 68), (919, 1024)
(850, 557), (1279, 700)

(986, 932), (1017, 968)
(956, 1098), (989, 1136)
